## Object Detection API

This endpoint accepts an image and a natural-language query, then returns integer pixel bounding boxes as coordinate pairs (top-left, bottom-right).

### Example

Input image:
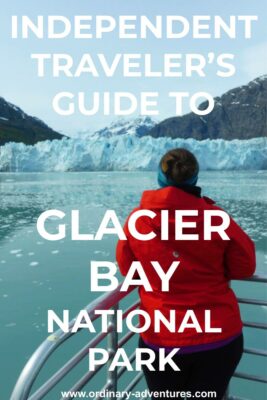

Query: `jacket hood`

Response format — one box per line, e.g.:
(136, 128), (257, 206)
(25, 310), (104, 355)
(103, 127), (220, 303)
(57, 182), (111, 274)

(140, 186), (215, 210)
(139, 187), (216, 236)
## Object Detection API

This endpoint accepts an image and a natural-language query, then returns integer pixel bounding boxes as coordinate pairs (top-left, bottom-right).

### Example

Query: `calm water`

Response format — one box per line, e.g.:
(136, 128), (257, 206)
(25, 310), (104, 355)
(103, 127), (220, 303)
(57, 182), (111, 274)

(0, 171), (266, 399)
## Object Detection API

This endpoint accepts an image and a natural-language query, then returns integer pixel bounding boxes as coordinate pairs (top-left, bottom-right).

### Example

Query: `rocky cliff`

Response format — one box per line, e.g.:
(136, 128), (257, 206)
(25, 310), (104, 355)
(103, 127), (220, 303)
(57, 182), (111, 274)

(148, 76), (267, 140)
(0, 97), (64, 145)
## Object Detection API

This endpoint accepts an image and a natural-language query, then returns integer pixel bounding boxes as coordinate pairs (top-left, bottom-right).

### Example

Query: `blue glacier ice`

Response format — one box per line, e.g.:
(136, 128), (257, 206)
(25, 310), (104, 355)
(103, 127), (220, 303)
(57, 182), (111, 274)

(0, 135), (266, 172)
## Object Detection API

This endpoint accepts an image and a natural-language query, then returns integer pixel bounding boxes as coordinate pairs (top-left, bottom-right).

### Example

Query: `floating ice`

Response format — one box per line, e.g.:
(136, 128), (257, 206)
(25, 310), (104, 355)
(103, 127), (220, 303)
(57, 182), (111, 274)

(10, 249), (22, 254)
(5, 322), (16, 328)
(30, 261), (39, 267)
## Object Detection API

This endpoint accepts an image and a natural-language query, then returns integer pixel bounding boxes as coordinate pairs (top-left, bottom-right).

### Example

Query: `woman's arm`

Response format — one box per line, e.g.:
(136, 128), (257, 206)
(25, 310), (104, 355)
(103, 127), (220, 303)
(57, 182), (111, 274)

(224, 217), (256, 280)
(116, 213), (137, 277)
(116, 237), (136, 277)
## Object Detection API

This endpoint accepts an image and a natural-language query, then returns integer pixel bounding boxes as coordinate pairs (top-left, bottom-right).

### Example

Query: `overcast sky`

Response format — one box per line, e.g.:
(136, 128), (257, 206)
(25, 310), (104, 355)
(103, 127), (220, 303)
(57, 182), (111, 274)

(0, 0), (266, 135)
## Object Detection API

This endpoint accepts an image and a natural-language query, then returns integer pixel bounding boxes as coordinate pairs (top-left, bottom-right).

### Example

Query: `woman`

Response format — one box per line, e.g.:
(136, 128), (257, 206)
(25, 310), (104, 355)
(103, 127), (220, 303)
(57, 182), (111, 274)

(116, 148), (256, 399)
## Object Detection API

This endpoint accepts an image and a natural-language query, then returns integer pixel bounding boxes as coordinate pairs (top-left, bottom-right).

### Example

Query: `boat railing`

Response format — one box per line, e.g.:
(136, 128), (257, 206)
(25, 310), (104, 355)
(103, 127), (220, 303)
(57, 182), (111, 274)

(10, 275), (267, 400)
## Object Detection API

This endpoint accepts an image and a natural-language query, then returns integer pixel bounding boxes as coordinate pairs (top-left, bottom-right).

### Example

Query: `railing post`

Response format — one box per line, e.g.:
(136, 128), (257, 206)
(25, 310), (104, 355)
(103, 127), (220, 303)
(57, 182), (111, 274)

(107, 304), (118, 399)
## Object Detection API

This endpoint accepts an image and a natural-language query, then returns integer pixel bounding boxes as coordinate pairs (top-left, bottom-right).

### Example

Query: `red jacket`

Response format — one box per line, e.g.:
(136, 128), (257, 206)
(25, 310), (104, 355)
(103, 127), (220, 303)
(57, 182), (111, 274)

(116, 187), (256, 347)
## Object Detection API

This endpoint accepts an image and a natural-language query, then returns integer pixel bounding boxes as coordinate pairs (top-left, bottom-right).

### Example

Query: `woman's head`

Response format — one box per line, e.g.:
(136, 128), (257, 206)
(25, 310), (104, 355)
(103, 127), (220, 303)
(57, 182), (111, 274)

(158, 148), (199, 188)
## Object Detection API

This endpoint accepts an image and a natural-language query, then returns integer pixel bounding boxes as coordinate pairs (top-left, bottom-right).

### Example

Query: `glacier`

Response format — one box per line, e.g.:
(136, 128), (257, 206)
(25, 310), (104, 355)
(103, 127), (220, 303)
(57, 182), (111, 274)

(0, 135), (266, 172)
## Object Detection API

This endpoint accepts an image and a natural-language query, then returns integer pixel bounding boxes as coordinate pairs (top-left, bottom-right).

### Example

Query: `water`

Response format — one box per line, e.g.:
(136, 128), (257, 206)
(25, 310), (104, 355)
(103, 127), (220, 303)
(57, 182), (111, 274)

(0, 171), (266, 399)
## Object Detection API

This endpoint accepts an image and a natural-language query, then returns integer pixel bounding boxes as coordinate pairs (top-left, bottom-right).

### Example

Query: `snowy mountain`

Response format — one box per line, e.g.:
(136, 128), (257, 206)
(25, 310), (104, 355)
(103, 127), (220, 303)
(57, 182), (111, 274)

(0, 97), (64, 145)
(0, 135), (266, 172)
(75, 116), (157, 139)
(148, 75), (267, 140)
(1, 75), (266, 146)
(0, 76), (267, 172)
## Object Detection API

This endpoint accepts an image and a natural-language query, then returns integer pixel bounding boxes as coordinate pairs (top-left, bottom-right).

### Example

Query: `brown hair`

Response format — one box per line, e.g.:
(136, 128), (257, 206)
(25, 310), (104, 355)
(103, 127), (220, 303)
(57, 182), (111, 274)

(160, 148), (199, 184)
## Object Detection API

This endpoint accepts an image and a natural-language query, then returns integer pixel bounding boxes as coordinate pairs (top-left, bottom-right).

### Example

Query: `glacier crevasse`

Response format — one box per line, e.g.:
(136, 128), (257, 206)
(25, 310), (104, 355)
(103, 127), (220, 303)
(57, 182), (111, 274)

(0, 136), (266, 172)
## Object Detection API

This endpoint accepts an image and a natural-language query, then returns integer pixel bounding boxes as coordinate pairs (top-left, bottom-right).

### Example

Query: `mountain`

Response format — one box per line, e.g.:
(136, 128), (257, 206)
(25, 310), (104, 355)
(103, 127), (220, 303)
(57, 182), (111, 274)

(0, 97), (64, 145)
(2, 75), (266, 145)
(75, 116), (157, 139)
(148, 76), (267, 140)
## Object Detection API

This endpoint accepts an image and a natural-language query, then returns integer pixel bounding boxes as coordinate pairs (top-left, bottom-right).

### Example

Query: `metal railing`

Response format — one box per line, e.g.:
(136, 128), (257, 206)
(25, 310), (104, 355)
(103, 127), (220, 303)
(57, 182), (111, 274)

(222, 274), (267, 400)
(11, 275), (267, 400)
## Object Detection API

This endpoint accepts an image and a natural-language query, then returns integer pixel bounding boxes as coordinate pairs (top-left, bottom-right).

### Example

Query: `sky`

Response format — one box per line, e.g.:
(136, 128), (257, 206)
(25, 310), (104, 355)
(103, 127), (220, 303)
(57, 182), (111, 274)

(0, 0), (266, 135)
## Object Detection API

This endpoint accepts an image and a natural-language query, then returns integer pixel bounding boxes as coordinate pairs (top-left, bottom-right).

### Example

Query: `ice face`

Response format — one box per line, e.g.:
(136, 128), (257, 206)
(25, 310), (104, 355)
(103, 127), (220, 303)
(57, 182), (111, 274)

(0, 136), (266, 172)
